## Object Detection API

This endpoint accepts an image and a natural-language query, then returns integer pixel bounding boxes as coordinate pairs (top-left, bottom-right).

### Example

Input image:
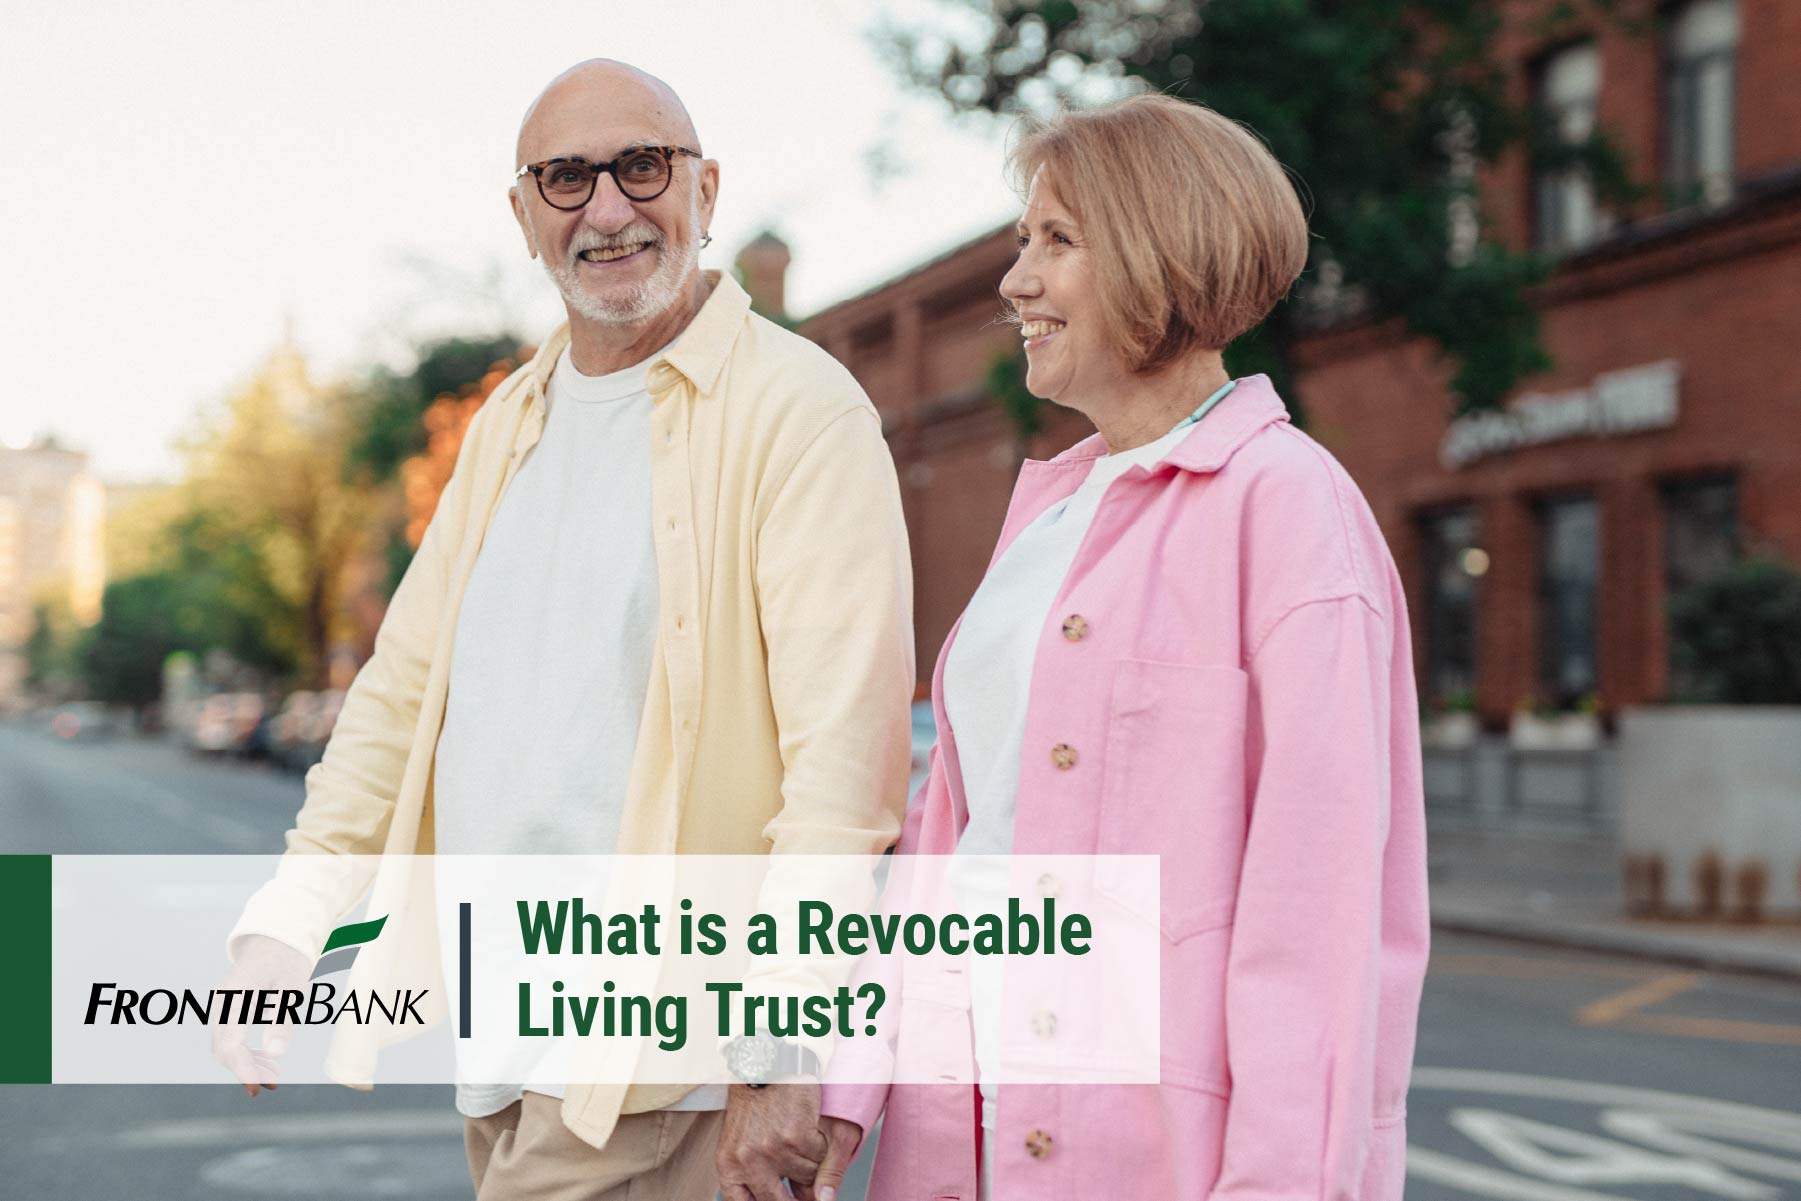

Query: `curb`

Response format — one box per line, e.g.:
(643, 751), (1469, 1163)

(1430, 907), (1801, 983)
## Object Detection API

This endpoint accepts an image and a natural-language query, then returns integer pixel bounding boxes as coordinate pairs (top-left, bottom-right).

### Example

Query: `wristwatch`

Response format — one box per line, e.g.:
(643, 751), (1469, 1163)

(723, 1033), (821, 1088)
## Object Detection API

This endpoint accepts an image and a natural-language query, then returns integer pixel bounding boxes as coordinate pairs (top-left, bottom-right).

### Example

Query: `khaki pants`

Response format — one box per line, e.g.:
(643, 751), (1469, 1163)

(464, 1093), (723, 1201)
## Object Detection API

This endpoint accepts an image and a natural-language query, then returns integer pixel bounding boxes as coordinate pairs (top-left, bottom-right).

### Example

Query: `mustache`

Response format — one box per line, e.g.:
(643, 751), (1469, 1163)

(567, 225), (664, 261)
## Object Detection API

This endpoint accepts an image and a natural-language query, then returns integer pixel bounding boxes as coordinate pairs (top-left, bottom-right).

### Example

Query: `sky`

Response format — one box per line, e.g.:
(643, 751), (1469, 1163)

(0, 0), (1023, 481)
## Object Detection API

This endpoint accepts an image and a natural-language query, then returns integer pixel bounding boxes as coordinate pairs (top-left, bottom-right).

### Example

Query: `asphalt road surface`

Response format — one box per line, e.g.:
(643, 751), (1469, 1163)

(5, 720), (1800, 1199)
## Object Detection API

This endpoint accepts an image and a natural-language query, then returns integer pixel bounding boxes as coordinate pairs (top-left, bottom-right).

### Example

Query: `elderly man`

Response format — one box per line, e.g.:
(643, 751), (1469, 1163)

(215, 60), (913, 1201)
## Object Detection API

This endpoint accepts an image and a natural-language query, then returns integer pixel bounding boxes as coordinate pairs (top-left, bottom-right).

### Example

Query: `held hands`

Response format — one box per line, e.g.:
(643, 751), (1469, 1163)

(717, 1082), (863, 1201)
(210, 933), (312, 1097)
(800, 1117), (864, 1201)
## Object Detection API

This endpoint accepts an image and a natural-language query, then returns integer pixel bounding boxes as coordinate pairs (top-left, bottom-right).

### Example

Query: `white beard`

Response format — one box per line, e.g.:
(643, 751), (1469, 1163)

(543, 195), (701, 326)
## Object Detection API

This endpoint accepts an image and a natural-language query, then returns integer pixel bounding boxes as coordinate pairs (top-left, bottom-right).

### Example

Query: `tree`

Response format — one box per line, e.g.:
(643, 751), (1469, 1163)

(181, 344), (373, 688)
(78, 573), (187, 709)
(349, 334), (524, 481)
(885, 0), (1646, 419)
(347, 334), (524, 596)
(399, 361), (522, 551)
(76, 510), (299, 709)
(24, 601), (76, 695)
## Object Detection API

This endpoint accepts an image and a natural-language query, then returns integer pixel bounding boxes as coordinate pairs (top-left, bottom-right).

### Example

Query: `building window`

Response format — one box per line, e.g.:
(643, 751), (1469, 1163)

(1662, 474), (1739, 694)
(1534, 41), (1603, 253)
(1420, 507), (1485, 707)
(1665, 0), (1738, 209)
(1536, 494), (1601, 708)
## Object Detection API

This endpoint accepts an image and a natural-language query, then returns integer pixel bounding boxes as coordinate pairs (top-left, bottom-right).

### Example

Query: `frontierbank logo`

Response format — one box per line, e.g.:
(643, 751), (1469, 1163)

(82, 915), (427, 1027)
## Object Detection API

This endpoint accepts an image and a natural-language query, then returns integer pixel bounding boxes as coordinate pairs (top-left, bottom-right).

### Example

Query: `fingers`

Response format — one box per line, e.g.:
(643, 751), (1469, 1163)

(217, 1040), (279, 1097)
(720, 1139), (824, 1200)
(783, 1126), (828, 1180)
(724, 1176), (785, 1201)
(808, 1119), (862, 1201)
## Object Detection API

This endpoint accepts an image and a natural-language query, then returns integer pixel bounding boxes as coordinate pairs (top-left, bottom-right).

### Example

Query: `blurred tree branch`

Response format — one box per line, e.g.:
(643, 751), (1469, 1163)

(880, 0), (1650, 416)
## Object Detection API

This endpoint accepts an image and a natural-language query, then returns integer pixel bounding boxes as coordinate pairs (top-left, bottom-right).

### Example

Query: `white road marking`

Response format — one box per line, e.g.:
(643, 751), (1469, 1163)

(1448, 1108), (1779, 1199)
(1602, 1110), (1801, 1183)
(1408, 1069), (1801, 1200)
(1406, 1145), (1647, 1201)
(110, 1109), (464, 1149)
(1412, 1068), (1801, 1129)
(198, 1141), (471, 1196)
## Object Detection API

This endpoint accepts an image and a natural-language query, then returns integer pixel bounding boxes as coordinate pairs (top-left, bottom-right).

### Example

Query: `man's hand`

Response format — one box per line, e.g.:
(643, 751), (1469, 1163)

(793, 1116), (862, 1201)
(717, 1082), (829, 1201)
(211, 933), (311, 1097)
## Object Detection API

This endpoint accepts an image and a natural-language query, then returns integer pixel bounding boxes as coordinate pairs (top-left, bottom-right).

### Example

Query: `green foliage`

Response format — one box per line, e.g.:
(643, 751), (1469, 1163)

(24, 602), (76, 692)
(1668, 559), (1801, 705)
(157, 508), (302, 675)
(987, 349), (1044, 442)
(349, 333), (522, 480)
(75, 510), (299, 707)
(77, 574), (188, 709)
(383, 525), (417, 601)
(883, 0), (1647, 414)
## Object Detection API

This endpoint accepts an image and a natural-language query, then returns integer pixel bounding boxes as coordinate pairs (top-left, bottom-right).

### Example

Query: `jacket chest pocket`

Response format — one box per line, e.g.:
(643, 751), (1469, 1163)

(1096, 659), (1249, 942)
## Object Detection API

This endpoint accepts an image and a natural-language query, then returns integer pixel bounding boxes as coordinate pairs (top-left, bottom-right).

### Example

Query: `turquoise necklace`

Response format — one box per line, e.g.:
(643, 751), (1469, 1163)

(1173, 377), (1238, 431)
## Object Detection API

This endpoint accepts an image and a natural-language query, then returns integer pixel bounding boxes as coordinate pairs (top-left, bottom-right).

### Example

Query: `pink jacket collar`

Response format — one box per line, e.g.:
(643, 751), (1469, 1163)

(1041, 372), (1291, 475)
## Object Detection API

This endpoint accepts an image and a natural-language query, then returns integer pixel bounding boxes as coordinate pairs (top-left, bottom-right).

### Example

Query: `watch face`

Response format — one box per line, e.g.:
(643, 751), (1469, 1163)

(729, 1035), (778, 1082)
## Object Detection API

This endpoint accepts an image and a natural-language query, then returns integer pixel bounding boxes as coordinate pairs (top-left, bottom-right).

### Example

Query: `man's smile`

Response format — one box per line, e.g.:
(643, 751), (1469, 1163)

(578, 242), (653, 266)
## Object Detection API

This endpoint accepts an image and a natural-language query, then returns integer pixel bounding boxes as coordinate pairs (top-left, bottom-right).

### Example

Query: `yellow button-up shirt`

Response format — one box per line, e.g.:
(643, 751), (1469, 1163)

(232, 271), (914, 1148)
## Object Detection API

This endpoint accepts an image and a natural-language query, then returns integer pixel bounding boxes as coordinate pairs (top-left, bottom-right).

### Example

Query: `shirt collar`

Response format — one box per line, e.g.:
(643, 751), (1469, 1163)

(1046, 373), (1291, 475)
(520, 269), (753, 402)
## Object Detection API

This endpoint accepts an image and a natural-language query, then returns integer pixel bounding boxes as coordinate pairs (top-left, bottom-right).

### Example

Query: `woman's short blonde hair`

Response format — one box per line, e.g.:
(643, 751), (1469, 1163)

(1009, 93), (1309, 372)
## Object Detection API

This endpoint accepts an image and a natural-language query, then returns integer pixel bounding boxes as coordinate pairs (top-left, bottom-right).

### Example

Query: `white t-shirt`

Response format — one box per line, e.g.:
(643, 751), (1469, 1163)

(434, 343), (724, 1117)
(943, 414), (1202, 1142)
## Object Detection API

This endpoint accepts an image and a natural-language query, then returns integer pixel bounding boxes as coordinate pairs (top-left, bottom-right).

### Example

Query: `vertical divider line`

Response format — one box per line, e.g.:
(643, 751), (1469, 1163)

(459, 901), (472, 1039)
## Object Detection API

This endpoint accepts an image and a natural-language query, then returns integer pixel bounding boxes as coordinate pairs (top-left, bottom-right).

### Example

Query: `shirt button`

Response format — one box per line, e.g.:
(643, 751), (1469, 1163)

(1031, 1009), (1057, 1039)
(1025, 1129), (1054, 1159)
(674, 615), (686, 633)
(1050, 743), (1077, 770)
(664, 428), (675, 446)
(1060, 614), (1089, 641)
(1037, 872), (1061, 898)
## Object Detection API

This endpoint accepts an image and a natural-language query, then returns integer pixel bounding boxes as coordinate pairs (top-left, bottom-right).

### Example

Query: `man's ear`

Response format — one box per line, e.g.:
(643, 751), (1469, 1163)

(696, 159), (721, 238)
(509, 186), (539, 261)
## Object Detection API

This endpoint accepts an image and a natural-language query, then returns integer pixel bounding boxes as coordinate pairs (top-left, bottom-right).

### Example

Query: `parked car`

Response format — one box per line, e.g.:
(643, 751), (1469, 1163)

(270, 691), (320, 770)
(49, 702), (117, 741)
(270, 688), (344, 772)
(190, 692), (266, 756)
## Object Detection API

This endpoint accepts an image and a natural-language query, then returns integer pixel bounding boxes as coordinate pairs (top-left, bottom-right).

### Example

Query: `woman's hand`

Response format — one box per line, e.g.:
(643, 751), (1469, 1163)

(794, 1116), (864, 1201)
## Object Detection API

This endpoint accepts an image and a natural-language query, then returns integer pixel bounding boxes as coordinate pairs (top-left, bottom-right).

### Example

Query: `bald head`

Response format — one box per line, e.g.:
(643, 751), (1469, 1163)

(515, 59), (700, 168)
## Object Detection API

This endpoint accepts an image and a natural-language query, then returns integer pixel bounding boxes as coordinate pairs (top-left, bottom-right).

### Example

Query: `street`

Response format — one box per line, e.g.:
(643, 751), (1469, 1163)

(5, 721), (1800, 1199)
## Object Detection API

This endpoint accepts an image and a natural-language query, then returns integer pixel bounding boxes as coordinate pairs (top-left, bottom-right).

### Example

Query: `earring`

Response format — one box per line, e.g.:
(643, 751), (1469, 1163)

(700, 231), (714, 249)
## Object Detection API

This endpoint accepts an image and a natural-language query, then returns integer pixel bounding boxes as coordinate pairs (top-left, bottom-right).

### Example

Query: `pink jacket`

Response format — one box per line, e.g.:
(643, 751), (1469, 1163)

(821, 376), (1430, 1200)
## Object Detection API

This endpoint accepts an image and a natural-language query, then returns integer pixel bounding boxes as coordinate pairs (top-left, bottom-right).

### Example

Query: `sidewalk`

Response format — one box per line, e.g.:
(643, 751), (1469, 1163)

(1425, 818), (1801, 981)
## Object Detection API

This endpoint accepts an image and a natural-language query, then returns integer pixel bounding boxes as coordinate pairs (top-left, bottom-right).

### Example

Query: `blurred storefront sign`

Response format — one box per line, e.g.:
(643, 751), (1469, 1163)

(1440, 361), (1681, 469)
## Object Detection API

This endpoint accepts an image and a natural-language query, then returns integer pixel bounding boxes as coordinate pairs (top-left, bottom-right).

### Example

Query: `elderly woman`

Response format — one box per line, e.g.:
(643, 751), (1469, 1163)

(812, 94), (1429, 1201)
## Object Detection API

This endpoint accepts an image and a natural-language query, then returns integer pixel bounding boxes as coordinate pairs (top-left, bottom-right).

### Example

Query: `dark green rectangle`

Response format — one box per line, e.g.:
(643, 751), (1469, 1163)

(0, 855), (51, 1083)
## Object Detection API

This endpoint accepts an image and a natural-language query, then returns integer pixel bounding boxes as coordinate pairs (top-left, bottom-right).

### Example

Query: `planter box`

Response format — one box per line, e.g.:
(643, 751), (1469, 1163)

(1618, 705), (1801, 918)
(1422, 711), (1480, 749)
(1510, 711), (1602, 752)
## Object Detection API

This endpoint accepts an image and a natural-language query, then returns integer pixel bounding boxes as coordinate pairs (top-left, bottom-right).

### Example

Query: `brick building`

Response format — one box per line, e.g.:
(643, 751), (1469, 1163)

(1297, 0), (1801, 723)
(795, 0), (1801, 719)
(797, 229), (1094, 687)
